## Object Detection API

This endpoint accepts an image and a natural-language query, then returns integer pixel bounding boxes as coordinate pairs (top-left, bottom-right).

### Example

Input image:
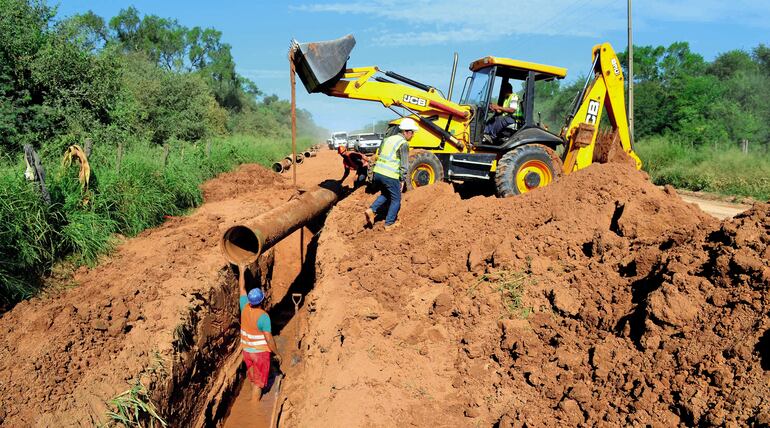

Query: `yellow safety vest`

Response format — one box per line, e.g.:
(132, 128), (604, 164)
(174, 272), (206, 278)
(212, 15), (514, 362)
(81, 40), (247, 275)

(504, 93), (522, 118)
(372, 134), (406, 180)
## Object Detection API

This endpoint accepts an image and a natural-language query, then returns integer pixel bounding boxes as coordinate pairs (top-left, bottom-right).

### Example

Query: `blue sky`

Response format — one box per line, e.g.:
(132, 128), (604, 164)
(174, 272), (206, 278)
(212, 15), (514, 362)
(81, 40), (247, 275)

(56, 1), (769, 133)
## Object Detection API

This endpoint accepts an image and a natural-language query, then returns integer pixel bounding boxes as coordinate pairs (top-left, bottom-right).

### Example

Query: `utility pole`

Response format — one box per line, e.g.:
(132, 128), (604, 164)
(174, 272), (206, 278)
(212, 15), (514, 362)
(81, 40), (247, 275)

(289, 47), (297, 186)
(628, 0), (635, 145)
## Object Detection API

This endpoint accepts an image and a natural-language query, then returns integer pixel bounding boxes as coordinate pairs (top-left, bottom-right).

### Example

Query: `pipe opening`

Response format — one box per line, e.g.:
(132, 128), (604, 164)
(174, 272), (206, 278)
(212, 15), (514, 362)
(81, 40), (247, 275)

(221, 226), (262, 266)
(272, 162), (283, 173)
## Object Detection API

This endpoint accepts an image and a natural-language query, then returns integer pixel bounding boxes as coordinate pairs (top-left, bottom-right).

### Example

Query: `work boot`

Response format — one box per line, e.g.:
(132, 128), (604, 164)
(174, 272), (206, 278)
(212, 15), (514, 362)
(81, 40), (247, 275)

(383, 221), (400, 231)
(364, 208), (375, 226)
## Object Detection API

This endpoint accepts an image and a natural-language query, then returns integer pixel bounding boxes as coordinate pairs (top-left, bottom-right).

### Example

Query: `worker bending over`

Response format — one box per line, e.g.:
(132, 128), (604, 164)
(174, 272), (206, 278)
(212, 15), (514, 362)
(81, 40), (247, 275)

(238, 265), (281, 401)
(364, 118), (418, 230)
(338, 145), (369, 188)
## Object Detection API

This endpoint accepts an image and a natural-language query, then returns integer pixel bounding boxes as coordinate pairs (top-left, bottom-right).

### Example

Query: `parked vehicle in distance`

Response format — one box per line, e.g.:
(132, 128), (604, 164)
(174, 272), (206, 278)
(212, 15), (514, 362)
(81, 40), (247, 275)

(330, 132), (348, 149)
(326, 138), (333, 149)
(346, 135), (358, 149)
(353, 132), (383, 154)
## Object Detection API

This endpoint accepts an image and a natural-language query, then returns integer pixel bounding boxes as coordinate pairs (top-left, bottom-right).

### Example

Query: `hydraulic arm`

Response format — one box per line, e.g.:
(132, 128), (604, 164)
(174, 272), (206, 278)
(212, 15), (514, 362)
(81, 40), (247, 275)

(291, 35), (471, 153)
(561, 43), (642, 173)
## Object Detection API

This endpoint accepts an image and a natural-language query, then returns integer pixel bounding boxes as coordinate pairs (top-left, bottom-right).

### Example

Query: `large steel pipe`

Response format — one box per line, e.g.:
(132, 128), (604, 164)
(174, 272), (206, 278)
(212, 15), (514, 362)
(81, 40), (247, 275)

(295, 153), (305, 165)
(220, 185), (339, 265)
(272, 158), (292, 173)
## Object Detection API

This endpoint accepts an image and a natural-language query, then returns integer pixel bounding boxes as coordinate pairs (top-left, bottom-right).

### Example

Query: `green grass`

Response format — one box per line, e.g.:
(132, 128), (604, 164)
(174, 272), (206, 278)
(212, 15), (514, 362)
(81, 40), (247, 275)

(0, 134), (313, 308)
(476, 270), (535, 318)
(636, 135), (770, 200)
(105, 380), (167, 428)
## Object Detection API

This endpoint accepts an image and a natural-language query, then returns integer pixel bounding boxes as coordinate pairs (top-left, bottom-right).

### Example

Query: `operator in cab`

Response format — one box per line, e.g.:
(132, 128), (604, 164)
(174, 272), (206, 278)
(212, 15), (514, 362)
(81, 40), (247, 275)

(484, 82), (520, 143)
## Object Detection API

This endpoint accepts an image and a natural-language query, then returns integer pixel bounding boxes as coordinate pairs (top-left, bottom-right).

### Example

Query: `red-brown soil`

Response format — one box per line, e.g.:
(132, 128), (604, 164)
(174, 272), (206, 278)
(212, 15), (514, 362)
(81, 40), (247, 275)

(3, 145), (768, 427)
(0, 150), (341, 427)
(279, 162), (770, 426)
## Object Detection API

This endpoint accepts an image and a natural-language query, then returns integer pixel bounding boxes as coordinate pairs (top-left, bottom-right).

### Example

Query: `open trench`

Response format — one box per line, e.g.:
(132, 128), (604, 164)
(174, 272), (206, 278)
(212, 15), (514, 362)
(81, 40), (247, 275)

(131, 150), (341, 428)
(218, 221), (321, 427)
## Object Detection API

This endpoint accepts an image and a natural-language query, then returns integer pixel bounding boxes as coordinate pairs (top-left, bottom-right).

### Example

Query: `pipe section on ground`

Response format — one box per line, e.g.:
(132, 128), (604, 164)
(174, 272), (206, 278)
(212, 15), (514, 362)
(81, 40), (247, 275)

(220, 184), (340, 266)
(272, 158), (292, 173)
(295, 153), (304, 164)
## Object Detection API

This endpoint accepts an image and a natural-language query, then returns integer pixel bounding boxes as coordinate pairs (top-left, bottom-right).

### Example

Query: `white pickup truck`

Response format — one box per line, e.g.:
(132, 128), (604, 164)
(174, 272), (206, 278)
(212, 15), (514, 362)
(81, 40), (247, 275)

(353, 132), (383, 154)
(330, 132), (348, 149)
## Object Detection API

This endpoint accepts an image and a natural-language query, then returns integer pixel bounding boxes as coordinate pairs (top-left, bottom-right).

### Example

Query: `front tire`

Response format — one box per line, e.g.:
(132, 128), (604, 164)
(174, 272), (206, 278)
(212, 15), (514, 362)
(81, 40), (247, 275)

(407, 150), (444, 189)
(495, 145), (562, 197)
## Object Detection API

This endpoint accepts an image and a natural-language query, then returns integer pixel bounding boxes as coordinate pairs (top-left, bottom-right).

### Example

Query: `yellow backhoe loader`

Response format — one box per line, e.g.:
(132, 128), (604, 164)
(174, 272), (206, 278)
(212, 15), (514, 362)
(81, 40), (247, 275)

(291, 35), (641, 196)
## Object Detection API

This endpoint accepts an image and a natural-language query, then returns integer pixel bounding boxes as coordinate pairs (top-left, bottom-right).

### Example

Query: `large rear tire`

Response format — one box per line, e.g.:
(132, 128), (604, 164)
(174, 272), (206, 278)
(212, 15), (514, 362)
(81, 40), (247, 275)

(495, 145), (562, 197)
(407, 150), (444, 189)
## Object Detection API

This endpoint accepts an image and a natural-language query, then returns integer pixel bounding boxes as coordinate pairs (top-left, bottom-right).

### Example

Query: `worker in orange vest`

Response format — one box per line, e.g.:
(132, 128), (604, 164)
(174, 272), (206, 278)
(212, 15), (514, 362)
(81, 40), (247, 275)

(338, 145), (369, 188)
(238, 265), (281, 401)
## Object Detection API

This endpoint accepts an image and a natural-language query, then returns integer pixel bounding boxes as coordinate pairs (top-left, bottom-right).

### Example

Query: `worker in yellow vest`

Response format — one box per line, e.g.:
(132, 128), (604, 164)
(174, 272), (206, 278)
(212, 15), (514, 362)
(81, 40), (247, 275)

(238, 265), (281, 401)
(483, 82), (520, 143)
(364, 118), (418, 230)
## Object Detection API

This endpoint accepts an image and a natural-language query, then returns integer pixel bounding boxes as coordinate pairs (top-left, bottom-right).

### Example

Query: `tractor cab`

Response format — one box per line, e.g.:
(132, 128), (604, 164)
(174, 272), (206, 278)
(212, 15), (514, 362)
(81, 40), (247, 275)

(460, 57), (567, 149)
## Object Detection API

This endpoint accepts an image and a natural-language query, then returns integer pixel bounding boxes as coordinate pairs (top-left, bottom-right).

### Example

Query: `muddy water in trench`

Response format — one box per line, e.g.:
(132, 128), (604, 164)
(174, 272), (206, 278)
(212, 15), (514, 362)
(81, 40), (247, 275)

(222, 223), (318, 427)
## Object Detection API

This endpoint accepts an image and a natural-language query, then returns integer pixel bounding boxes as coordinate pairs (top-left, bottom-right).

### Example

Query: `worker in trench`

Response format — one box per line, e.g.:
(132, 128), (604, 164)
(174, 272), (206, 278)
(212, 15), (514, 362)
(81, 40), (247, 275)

(364, 118), (418, 230)
(238, 265), (281, 401)
(337, 145), (369, 188)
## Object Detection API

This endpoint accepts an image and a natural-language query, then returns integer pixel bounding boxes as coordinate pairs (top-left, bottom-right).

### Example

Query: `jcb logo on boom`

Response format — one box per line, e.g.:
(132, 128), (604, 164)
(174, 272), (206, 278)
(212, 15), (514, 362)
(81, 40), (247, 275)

(403, 94), (427, 107)
(586, 100), (600, 125)
(611, 58), (621, 76)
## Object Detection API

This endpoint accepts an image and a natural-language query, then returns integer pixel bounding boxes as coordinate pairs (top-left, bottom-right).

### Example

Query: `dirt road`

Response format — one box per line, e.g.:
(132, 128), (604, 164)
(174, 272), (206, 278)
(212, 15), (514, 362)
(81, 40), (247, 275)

(678, 194), (751, 219)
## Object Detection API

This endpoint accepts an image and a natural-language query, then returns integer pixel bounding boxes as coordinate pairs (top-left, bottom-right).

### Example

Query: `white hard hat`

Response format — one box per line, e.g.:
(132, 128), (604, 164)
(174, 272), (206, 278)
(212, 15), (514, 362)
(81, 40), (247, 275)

(398, 118), (419, 131)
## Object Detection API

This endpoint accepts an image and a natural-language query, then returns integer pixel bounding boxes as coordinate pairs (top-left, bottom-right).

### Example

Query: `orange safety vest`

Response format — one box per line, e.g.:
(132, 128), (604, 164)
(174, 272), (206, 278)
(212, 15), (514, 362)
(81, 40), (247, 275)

(240, 306), (270, 353)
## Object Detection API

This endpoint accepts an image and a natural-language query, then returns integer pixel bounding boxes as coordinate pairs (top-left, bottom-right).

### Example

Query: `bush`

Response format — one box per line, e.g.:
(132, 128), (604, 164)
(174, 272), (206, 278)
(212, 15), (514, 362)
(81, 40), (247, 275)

(637, 136), (770, 200)
(0, 134), (312, 308)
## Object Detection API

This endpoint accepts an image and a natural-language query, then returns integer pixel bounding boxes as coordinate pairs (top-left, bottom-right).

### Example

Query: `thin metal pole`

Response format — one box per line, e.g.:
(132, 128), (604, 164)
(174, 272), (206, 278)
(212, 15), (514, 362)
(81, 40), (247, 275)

(628, 0), (635, 145)
(289, 51), (297, 187)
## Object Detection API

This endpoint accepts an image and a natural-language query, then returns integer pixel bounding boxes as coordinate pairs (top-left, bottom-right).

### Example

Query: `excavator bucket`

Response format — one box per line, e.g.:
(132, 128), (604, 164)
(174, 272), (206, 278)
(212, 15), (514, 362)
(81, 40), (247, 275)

(291, 35), (356, 93)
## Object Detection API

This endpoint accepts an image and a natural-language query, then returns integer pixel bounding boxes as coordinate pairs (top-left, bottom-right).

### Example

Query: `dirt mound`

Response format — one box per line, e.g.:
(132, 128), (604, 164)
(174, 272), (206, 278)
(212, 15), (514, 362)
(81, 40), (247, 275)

(0, 164), (294, 426)
(202, 164), (288, 203)
(279, 162), (769, 426)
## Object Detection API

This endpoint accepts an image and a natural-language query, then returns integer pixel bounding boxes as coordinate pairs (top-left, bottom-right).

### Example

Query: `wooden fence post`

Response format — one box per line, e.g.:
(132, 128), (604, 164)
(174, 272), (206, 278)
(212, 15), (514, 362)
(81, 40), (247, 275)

(162, 143), (170, 168)
(84, 138), (93, 157)
(116, 143), (123, 173)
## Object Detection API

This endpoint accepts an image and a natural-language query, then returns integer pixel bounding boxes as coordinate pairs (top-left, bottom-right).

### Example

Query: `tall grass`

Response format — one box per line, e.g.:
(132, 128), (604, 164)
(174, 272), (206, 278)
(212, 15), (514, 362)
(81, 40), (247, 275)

(0, 134), (313, 308)
(636, 135), (770, 200)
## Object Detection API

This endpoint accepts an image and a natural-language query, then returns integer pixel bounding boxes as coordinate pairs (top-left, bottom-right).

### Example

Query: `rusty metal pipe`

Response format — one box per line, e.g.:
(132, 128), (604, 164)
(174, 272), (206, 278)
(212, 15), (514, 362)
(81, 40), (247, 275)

(220, 185), (339, 266)
(295, 153), (305, 165)
(272, 159), (292, 173)
(303, 150), (312, 158)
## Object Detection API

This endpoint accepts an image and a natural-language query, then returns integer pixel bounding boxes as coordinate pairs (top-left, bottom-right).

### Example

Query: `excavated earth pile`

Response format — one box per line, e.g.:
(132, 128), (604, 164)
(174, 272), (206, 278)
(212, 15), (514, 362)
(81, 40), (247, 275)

(279, 163), (770, 426)
(0, 165), (295, 427)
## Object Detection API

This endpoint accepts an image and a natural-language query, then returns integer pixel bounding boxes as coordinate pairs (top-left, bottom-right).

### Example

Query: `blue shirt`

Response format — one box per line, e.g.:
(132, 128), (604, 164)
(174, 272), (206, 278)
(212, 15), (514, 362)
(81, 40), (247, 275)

(239, 295), (272, 333)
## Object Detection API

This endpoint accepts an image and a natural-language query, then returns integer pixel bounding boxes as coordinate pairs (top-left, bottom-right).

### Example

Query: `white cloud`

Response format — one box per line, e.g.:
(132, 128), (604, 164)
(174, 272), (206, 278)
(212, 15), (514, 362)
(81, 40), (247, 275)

(293, 0), (625, 45)
(293, 0), (770, 46)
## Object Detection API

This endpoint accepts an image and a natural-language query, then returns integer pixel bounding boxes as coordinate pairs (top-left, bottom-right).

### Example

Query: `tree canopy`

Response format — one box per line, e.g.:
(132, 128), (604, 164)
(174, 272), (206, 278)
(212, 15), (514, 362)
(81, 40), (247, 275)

(0, 0), (325, 157)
